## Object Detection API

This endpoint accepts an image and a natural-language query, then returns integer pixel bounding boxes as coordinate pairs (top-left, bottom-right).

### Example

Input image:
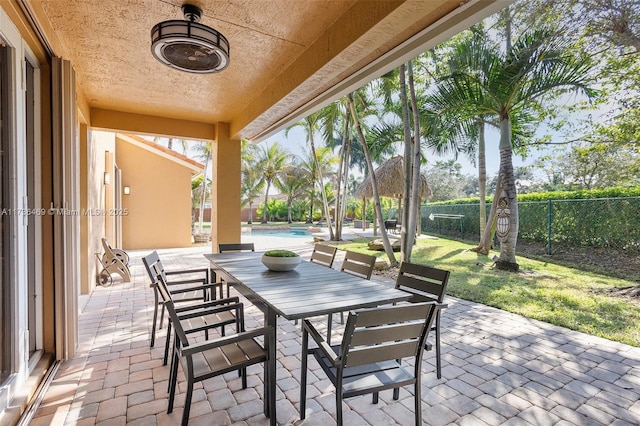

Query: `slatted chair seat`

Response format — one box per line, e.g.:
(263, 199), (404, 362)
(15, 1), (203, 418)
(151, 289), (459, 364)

(188, 336), (266, 379)
(301, 302), (442, 426)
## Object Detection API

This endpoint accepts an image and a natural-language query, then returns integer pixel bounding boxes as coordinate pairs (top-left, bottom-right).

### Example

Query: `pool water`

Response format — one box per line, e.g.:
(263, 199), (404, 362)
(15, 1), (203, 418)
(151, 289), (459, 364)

(248, 228), (311, 238)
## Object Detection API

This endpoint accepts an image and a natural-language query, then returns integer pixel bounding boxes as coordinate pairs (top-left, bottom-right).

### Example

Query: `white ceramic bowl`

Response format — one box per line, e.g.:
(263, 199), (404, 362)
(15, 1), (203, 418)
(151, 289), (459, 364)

(261, 254), (301, 271)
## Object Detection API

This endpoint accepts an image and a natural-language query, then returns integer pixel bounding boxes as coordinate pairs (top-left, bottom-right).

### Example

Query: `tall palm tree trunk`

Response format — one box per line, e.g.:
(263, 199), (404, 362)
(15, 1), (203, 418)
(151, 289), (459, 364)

(309, 132), (335, 240)
(198, 151), (211, 232)
(473, 170), (502, 254)
(495, 117), (519, 271)
(478, 120), (487, 237)
(340, 137), (351, 236)
(333, 119), (347, 240)
(262, 182), (271, 223)
(347, 94), (397, 265)
(399, 64), (412, 260)
(406, 60), (422, 259)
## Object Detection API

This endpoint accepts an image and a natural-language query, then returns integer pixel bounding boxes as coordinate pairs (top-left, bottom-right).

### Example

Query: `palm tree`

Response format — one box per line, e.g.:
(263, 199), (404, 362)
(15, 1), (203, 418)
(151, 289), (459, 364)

(374, 63), (431, 261)
(433, 25), (595, 271)
(256, 143), (289, 223)
(276, 165), (309, 223)
(240, 142), (264, 224)
(346, 91), (397, 265)
(287, 112), (335, 239)
(191, 141), (213, 233)
(296, 145), (337, 225)
(427, 27), (497, 243)
(318, 99), (351, 240)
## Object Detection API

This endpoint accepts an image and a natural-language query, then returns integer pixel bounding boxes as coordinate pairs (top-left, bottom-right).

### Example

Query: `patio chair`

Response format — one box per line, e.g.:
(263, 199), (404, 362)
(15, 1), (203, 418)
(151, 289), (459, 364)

(217, 243), (255, 297)
(395, 262), (450, 379)
(384, 219), (398, 234)
(327, 251), (376, 344)
(300, 302), (442, 426)
(294, 243), (338, 326)
(163, 293), (273, 426)
(149, 268), (239, 367)
(310, 243), (337, 268)
(142, 251), (223, 349)
(96, 237), (131, 284)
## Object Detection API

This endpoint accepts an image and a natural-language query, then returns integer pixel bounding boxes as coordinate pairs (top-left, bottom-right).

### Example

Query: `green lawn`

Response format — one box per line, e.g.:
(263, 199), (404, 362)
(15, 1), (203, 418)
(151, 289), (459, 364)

(335, 237), (640, 347)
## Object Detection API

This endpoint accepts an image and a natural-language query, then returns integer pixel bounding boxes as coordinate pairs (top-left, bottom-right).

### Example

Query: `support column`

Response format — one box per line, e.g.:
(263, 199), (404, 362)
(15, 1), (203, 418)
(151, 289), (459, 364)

(211, 122), (241, 252)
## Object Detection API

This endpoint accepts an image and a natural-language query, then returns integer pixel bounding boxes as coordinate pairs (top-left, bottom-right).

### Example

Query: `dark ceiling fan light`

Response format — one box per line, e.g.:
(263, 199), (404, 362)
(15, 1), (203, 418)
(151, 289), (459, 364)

(151, 4), (230, 74)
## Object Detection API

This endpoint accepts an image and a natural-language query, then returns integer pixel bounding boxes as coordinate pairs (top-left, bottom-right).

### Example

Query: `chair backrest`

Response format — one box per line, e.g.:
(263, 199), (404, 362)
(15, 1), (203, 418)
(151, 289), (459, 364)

(155, 274), (173, 303)
(395, 262), (450, 303)
(340, 302), (440, 369)
(340, 251), (376, 280)
(218, 242), (255, 253)
(310, 244), (337, 268)
(142, 250), (167, 284)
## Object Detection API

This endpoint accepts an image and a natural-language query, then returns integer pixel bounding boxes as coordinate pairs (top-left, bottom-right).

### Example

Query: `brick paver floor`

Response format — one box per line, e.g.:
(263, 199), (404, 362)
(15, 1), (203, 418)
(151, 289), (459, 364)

(30, 238), (640, 425)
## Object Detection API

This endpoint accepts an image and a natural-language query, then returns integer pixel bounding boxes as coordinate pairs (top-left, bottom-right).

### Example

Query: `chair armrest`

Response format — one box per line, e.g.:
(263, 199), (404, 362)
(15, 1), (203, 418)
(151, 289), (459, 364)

(168, 283), (220, 295)
(165, 268), (209, 277)
(182, 327), (274, 356)
(165, 277), (207, 286)
(303, 319), (340, 366)
(174, 296), (239, 313)
(177, 302), (242, 321)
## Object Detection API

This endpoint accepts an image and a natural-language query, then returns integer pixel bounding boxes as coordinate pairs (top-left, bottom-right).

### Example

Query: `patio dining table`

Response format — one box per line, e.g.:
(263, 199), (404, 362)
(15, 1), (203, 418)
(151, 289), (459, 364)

(204, 251), (411, 424)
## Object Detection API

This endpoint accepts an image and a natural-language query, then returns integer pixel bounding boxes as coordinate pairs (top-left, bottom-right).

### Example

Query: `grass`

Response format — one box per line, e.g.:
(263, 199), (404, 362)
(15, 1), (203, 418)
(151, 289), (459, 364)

(335, 236), (640, 347)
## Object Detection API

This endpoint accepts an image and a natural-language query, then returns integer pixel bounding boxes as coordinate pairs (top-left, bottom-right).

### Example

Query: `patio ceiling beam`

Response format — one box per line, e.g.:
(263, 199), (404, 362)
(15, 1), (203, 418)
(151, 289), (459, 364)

(90, 108), (216, 141)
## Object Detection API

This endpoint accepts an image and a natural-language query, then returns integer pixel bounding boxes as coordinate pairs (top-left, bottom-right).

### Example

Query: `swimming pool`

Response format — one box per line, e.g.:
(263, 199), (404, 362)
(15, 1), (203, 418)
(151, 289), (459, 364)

(248, 228), (311, 238)
(245, 228), (311, 238)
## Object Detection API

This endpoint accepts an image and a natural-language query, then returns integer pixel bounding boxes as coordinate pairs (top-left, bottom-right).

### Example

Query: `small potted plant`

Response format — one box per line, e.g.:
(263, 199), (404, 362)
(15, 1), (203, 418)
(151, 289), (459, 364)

(261, 249), (301, 272)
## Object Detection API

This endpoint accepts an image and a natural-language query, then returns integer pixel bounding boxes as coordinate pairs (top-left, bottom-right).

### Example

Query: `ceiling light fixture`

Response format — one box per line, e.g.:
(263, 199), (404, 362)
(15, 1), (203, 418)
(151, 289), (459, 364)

(151, 4), (230, 74)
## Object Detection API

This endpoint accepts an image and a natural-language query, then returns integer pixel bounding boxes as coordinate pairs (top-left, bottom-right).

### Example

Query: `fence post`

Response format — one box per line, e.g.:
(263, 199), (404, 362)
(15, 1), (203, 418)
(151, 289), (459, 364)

(547, 199), (553, 255)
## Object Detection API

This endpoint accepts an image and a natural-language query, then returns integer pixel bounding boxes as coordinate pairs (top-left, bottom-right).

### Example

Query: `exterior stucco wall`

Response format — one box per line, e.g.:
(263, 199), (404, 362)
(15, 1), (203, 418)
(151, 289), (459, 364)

(116, 136), (194, 249)
(83, 130), (115, 293)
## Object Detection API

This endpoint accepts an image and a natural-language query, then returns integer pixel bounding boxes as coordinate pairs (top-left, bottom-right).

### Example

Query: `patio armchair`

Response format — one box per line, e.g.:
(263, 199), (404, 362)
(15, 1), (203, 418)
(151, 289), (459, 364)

(160, 284), (273, 426)
(327, 251), (376, 344)
(142, 251), (224, 349)
(300, 302), (442, 426)
(395, 262), (450, 379)
(151, 270), (240, 368)
(216, 243), (255, 297)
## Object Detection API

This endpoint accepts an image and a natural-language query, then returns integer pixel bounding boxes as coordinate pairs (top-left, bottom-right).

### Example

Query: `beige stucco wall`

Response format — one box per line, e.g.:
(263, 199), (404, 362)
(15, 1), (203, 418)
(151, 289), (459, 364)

(82, 130), (115, 294)
(116, 136), (194, 250)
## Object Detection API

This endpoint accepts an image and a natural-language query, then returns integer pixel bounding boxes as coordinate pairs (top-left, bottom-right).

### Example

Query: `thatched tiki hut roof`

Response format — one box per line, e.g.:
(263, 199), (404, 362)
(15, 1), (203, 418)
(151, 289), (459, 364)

(354, 156), (431, 200)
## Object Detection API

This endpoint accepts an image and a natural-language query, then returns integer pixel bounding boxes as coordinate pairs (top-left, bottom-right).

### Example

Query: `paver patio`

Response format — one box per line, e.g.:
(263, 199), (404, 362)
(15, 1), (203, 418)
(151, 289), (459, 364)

(29, 236), (640, 425)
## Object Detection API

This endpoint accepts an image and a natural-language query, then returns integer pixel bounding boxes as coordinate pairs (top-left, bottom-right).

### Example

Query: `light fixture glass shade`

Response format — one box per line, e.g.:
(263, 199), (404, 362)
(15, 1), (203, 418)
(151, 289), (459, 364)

(151, 20), (230, 73)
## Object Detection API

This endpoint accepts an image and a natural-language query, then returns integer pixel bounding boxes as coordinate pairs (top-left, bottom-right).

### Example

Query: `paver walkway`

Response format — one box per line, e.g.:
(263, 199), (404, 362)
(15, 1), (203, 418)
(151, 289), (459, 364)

(29, 234), (640, 425)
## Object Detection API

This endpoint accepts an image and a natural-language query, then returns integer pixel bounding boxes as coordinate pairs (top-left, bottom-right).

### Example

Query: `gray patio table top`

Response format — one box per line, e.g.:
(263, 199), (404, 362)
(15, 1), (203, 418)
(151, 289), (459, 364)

(204, 251), (411, 424)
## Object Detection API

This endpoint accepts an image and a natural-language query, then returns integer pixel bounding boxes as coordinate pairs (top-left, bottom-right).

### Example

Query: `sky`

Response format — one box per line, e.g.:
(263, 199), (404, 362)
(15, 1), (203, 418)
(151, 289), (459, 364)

(260, 125), (550, 180)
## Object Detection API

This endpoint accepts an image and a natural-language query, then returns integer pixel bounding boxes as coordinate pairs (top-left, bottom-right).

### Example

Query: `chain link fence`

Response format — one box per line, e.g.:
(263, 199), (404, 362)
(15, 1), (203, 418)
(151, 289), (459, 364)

(418, 197), (640, 254)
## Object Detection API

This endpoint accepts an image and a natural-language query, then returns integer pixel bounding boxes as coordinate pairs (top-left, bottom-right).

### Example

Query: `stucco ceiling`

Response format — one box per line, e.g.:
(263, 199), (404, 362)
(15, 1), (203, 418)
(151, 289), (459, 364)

(25, 0), (507, 141)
